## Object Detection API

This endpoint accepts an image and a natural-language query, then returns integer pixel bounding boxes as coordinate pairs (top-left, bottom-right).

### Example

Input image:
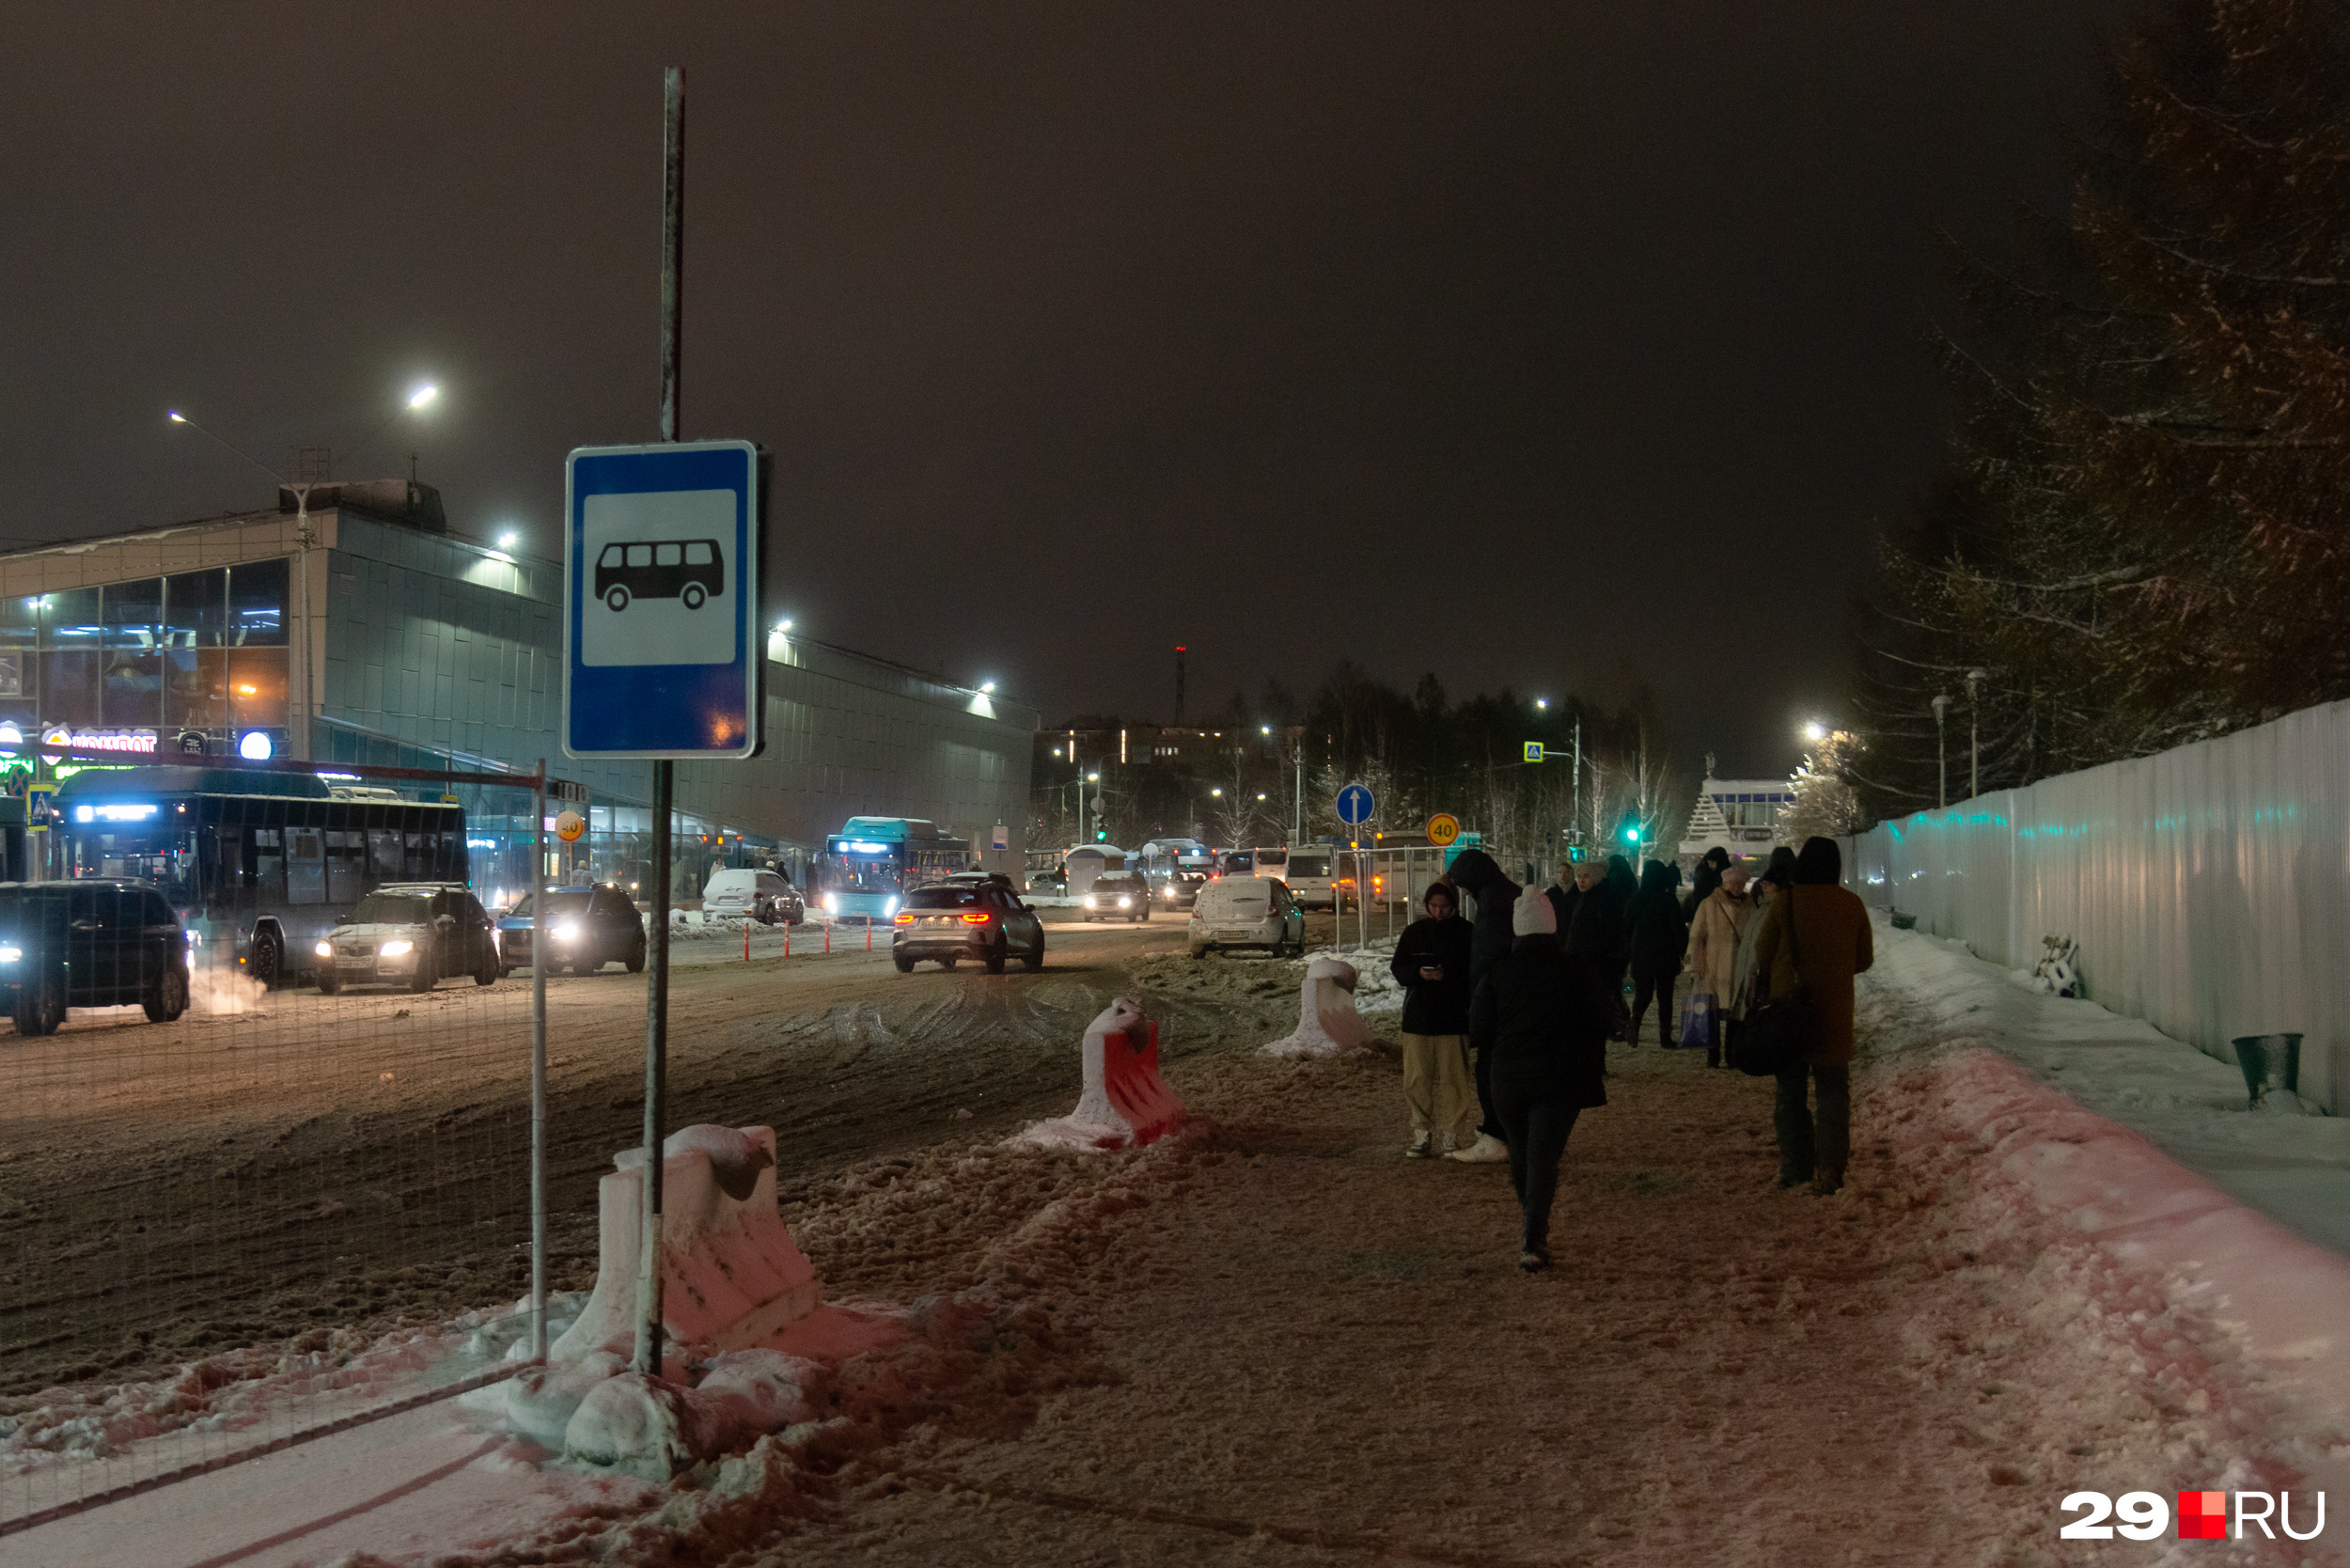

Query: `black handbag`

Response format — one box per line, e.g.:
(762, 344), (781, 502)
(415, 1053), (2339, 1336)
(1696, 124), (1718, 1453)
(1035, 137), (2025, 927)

(1730, 887), (1817, 1076)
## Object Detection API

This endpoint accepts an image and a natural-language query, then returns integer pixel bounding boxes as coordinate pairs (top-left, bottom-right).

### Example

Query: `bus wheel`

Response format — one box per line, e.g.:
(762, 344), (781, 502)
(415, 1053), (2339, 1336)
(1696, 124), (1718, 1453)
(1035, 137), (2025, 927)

(145, 964), (189, 1024)
(682, 583), (707, 610)
(604, 585), (630, 612)
(251, 931), (283, 990)
(14, 979), (62, 1037)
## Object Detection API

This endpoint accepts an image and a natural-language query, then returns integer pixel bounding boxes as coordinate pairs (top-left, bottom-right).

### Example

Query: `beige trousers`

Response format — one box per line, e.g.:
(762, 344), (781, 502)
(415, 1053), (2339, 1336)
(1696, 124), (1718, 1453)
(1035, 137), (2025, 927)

(1402, 1031), (1476, 1142)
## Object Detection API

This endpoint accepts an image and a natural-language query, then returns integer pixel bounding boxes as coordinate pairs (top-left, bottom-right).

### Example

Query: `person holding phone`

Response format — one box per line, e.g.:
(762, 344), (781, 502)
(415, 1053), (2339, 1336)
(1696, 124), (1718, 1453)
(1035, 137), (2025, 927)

(1390, 881), (1475, 1158)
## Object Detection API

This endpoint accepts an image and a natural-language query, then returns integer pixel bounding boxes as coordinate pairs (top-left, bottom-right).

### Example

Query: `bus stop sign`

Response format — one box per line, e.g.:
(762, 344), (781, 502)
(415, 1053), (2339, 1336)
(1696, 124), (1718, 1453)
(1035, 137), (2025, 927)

(563, 439), (763, 760)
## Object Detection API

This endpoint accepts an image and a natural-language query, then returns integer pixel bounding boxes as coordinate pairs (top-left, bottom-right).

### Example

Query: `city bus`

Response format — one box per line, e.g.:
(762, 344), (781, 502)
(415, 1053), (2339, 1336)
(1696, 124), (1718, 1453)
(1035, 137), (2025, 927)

(815, 817), (970, 922)
(53, 766), (468, 988)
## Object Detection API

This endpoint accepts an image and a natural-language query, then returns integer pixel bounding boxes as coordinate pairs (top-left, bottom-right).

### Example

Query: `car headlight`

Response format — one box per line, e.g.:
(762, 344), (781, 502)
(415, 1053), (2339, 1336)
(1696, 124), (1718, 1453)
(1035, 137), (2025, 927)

(1117, 897), (1131, 908)
(314, 941), (333, 958)
(1082, 895), (1096, 908)
(379, 939), (413, 957)
(553, 921), (581, 941)
(0, 947), (20, 963)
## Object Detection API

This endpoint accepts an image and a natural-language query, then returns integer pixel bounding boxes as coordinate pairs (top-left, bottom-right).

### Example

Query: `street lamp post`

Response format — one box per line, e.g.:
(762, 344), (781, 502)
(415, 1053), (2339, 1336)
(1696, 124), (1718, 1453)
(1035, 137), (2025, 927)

(1931, 695), (1951, 808)
(1965, 669), (1987, 800)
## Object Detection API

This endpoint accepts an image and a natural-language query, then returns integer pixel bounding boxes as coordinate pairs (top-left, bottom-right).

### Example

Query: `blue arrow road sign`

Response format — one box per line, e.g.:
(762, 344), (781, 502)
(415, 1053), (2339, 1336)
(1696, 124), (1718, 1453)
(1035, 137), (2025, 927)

(1336, 782), (1376, 825)
(564, 440), (763, 760)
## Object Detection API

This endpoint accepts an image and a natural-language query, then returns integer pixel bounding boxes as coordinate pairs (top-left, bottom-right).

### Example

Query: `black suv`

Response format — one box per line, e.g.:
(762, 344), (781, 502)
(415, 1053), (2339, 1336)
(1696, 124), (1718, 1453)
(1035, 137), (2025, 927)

(494, 884), (648, 976)
(0, 881), (191, 1036)
(1079, 872), (1152, 922)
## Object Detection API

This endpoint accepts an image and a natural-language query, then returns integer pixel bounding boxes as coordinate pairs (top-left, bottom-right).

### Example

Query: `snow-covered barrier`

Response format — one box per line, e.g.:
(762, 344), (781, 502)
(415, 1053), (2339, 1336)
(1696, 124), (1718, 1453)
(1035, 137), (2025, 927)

(1010, 996), (1188, 1151)
(551, 1124), (822, 1363)
(1262, 955), (1372, 1058)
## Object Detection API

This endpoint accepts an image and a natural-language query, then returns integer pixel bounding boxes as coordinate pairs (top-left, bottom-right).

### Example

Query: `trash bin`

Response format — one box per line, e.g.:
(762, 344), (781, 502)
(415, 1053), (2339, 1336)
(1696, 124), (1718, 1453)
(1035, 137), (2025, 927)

(2231, 1033), (2303, 1105)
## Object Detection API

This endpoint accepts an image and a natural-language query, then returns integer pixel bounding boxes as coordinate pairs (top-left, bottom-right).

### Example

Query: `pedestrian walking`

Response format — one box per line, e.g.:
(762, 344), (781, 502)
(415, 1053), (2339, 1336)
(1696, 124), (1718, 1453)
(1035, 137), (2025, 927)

(1683, 858), (1757, 1067)
(1469, 879), (1610, 1271)
(1750, 837), (1875, 1195)
(1438, 847), (1516, 1164)
(1543, 862), (1577, 940)
(1562, 857), (1627, 1036)
(1684, 846), (1730, 917)
(1624, 861), (1687, 1047)
(1389, 883), (1476, 1158)
(1604, 855), (1637, 1037)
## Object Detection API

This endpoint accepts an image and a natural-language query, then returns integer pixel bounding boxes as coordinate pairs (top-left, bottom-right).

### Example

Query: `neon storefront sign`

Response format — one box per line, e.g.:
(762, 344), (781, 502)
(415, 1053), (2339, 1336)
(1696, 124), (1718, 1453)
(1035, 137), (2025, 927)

(38, 728), (158, 755)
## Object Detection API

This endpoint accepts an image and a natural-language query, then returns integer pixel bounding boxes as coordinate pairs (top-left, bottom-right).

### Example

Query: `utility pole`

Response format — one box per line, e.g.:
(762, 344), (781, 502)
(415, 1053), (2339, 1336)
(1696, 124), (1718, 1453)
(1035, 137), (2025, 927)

(1966, 668), (1986, 802)
(1571, 717), (1581, 851)
(1931, 695), (1950, 808)
(1292, 734), (1303, 848)
(636, 64), (684, 1383)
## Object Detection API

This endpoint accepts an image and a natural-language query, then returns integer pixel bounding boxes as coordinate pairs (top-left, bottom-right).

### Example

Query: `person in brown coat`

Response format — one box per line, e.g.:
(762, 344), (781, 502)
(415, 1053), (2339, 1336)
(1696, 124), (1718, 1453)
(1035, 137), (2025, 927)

(1750, 836), (1874, 1194)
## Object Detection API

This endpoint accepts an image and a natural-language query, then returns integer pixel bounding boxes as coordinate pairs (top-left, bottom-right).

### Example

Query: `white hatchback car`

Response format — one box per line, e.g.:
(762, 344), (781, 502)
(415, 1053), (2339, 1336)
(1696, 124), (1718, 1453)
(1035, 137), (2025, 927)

(1187, 877), (1306, 959)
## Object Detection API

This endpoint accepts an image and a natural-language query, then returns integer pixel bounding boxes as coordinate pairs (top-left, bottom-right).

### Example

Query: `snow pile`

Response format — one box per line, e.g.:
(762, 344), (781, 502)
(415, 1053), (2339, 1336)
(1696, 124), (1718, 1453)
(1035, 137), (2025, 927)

(1319, 940), (1405, 1016)
(1262, 956), (1373, 1057)
(1009, 997), (1191, 1152)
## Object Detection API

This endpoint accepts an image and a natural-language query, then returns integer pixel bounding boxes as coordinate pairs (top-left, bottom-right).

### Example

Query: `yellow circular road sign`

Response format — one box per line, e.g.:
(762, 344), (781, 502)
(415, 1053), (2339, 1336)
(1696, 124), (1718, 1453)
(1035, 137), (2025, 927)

(556, 809), (586, 843)
(1425, 813), (1461, 847)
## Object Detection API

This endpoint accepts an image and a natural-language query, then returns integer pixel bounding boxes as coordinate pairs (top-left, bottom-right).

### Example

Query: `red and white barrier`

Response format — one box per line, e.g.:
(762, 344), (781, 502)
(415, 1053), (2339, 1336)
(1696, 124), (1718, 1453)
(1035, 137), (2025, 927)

(1262, 956), (1371, 1057)
(1011, 997), (1189, 1152)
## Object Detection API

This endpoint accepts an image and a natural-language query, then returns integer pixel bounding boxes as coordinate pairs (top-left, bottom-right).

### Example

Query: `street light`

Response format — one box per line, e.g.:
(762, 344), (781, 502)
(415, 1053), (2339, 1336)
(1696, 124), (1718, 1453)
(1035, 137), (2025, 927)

(1966, 668), (1988, 799)
(979, 681), (997, 694)
(1931, 695), (1951, 808)
(407, 384), (439, 410)
(1536, 698), (1548, 711)
(1803, 721), (1826, 743)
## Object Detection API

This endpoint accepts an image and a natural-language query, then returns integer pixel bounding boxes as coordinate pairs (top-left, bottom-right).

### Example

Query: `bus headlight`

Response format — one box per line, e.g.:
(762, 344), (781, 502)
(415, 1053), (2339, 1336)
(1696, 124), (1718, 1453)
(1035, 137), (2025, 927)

(884, 898), (898, 916)
(379, 939), (413, 957)
(0, 947), (20, 963)
(553, 921), (581, 942)
(314, 941), (333, 958)
(823, 894), (838, 913)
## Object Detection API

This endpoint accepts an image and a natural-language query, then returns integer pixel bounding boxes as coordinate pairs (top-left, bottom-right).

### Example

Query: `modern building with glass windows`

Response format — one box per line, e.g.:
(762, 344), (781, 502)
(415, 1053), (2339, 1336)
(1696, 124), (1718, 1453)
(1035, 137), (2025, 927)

(0, 478), (1036, 902)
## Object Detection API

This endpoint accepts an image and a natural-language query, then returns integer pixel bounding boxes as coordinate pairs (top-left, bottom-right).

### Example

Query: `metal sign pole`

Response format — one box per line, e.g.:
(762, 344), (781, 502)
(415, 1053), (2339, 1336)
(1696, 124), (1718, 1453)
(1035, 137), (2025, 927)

(530, 761), (548, 1359)
(635, 63), (685, 1382)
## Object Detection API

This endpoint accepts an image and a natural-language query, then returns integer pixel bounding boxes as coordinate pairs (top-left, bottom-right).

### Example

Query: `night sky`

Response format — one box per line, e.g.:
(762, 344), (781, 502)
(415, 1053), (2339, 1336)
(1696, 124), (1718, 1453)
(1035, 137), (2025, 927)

(1, 3), (2140, 776)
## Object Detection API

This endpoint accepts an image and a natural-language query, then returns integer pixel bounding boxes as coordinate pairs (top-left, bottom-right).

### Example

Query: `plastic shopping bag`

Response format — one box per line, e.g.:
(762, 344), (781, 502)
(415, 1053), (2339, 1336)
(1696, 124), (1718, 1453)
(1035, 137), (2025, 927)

(1676, 989), (1716, 1049)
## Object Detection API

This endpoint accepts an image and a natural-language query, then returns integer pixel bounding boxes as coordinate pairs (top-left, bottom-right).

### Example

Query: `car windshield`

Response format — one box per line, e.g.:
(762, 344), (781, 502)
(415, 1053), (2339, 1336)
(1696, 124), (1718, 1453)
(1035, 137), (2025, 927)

(903, 887), (981, 910)
(509, 890), (592, 918)
(352, 892), (432, 925)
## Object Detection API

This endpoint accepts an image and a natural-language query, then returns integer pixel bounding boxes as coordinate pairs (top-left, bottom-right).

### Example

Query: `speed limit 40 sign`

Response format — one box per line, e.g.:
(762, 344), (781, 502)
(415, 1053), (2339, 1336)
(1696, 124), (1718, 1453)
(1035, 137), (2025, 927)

(1425, 813), (1461, 847)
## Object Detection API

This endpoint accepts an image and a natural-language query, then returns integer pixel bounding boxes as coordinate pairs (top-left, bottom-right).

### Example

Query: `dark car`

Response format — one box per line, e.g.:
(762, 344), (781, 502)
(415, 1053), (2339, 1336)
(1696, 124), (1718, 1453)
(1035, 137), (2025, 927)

(315, 884), (499, 994)
(1152, 870), (1206, 911)
(891, 883), (1045, 974)
(1079, 871), (1152, 923)
(496, 884), (647, 976)
(0, 881), (190, 1036)
(593, 538), (725, 612)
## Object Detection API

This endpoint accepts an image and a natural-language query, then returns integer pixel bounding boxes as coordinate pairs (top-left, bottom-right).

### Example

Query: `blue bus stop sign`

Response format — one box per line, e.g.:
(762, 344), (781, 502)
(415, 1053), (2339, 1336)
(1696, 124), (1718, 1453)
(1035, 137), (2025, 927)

(563, 440), (763, 760)
(1336, 782), (1376, 825)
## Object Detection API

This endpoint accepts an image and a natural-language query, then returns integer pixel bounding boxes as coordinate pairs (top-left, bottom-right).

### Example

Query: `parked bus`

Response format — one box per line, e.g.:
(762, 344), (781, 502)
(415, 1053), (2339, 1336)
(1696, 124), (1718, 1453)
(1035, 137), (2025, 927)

(54, 766), (467, 988)
(815, 817), (970, 922)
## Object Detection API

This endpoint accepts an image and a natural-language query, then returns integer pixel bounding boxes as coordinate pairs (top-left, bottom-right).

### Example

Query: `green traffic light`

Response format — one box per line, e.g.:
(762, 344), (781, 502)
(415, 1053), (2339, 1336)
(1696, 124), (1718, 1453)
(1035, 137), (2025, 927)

(1623, 826), (1638, 841)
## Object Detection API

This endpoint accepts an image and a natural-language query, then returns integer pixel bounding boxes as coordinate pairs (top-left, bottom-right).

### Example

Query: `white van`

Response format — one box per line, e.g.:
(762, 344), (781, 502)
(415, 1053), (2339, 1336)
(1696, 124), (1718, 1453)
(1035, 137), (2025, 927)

(701, 868), (803, 925)
(1278, 849), (1340, 910)
(1187, 877), (1306, 959)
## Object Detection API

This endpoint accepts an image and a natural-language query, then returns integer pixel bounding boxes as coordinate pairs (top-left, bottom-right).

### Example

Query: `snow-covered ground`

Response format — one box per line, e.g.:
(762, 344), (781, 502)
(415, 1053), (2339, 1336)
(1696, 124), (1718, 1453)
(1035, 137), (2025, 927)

(14, 914), (2350, 1565)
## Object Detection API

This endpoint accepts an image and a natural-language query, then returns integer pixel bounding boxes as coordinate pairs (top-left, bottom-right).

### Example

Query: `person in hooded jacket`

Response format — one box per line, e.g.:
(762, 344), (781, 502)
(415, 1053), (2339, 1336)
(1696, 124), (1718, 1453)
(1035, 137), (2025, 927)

(1470, 882), (1610, 1271)
(1684, 846), (1729, 917)
(1751, 837), (1874, 1194)
(1388, 882), (1476, 1158)
(1438, 847), (1516, 1164)
(1623, 861), (1689, 1047)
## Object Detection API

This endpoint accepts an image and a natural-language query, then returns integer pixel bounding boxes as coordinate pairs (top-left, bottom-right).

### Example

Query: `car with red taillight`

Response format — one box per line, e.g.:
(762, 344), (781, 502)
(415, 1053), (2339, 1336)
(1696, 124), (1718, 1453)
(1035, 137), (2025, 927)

(890, 882), (1045, 974)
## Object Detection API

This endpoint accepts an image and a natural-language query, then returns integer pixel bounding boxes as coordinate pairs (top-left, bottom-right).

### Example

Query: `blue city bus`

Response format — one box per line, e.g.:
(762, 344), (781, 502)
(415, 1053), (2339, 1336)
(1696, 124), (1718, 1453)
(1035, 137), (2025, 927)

(815, 817), (971, 922)
(53, 766), (467, 987)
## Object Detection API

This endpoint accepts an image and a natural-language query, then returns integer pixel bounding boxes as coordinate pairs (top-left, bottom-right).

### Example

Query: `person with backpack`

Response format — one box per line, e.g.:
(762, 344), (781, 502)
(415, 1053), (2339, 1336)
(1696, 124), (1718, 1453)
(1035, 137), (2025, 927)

(1623, 861), (1688, 1048)
(1749, 838), (1875, 1194)
(1468, 880), (1610, 1271)
(1389, 882), (1476, 1158)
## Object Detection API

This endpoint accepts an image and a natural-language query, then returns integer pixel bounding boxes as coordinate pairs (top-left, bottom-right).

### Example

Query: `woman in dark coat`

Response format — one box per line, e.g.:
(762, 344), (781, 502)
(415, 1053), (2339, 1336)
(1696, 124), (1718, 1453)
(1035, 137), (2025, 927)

(1470, 883), (1610, 1270)
(1436, 848), (1518, 1164)
(1623, 860), (1689, 1047)
(1389, 882), (1476, 1157)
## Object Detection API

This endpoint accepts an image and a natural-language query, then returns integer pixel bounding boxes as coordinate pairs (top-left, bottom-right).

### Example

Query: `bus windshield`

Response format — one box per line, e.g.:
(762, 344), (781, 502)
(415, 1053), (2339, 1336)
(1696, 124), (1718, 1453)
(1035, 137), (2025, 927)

(824, 851), (901, 893)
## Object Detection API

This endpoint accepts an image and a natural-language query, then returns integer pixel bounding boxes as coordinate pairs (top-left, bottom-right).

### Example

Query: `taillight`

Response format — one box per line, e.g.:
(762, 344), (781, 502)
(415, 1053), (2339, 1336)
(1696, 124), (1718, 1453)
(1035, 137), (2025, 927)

(893, 912), (916, 924)
(960, 911), (991, 924)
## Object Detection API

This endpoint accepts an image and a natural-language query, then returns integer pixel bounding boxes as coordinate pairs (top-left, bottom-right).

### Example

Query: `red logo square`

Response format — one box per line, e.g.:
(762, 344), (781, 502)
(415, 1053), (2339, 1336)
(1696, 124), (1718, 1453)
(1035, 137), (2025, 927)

(2178, 1491), (2227, 1540)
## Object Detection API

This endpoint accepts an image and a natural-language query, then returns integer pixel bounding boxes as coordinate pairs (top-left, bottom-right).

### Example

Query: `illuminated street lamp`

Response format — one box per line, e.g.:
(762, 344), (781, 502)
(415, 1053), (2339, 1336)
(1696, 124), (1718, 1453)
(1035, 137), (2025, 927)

(1803, 720), (1826, 743)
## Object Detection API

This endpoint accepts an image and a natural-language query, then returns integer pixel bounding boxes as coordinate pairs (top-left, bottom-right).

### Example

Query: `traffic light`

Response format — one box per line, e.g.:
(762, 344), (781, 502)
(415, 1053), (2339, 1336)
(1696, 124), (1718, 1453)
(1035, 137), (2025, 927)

(1622, 824), (1639, 843)
(1095, 828), (1107, 841)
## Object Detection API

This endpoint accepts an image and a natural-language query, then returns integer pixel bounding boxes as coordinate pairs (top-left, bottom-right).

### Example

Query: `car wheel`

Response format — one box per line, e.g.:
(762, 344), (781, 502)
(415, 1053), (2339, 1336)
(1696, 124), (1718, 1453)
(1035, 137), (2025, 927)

(475, 952), (498, 986)
(1023, 933), (1044, 972)
(984, 936), (1007, 975)
(624, 938), (646, 974)
(250, 930), (283, 990)
(682, 583), (706, 610)
(14, 977), (62, 1037)
(892, 950), (915, 974)
(1187, 944), (1208, 960)
(145, 964), (190, 1024)
(408, 952), (439, 994)
(605, 585), (630, 612)
(317, 968), (342, 996)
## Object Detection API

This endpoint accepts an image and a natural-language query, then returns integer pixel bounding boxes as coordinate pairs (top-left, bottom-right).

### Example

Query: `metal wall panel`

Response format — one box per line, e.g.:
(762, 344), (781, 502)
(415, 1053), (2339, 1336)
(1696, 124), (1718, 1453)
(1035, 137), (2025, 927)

(1847, 699), (2350, 1112)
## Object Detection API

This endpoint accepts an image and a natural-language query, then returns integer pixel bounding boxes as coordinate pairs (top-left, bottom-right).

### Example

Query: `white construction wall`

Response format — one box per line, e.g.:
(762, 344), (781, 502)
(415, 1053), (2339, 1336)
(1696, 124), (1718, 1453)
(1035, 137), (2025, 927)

(1846, 699), (2350, 1114)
